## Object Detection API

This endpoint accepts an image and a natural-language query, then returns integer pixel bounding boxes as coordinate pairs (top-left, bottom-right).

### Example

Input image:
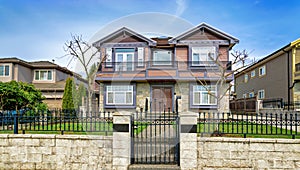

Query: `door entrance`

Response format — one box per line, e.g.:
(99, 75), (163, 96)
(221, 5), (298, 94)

(151, 86), (173, 113)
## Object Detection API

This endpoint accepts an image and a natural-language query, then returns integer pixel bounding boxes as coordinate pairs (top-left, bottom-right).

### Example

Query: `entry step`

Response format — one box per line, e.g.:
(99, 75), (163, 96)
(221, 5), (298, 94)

(128, 164), (180, 170)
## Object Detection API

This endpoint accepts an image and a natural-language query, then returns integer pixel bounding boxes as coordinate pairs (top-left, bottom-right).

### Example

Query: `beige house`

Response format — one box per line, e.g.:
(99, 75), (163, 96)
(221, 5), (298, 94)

(0, 57), (87, 109)
(234, 38), (300, 110)
(93, 23), (239, 113)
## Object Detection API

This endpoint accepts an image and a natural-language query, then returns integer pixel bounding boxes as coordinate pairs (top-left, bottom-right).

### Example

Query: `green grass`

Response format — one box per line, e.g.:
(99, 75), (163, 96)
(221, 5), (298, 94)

(133, 121), (149, 135)
(198, 122), (300, 139)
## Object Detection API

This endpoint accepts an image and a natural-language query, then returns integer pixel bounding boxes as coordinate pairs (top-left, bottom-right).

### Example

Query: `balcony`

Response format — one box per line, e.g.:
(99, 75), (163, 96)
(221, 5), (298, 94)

(96, 61), (233, 82)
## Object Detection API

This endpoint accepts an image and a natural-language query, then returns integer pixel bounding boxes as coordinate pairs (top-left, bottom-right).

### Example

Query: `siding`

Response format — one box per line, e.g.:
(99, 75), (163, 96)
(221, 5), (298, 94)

(235, 52), (289, 101)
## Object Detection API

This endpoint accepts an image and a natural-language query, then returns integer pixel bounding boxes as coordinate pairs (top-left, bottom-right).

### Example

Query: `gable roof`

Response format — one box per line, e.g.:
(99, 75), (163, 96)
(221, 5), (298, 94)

(235, 38), (300, 78)
(169, 22), (239, 46)
(92, 27), (157, 47)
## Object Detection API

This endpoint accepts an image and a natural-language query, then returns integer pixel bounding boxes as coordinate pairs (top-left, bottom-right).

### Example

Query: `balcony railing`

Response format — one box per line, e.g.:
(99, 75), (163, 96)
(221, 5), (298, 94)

(98, 61), (232, 72)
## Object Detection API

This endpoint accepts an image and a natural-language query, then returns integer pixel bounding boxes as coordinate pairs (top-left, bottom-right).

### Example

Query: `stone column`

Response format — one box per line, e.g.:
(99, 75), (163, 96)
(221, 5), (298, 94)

(180, 112), (198, 170)
(112, 112), (132, 170)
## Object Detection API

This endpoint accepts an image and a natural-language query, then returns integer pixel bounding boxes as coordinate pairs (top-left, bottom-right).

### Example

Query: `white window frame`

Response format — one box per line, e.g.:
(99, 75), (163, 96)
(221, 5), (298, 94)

(244, 74), (249, 82)
(0, 65), (9, 76)
(251, 70), (255, 78)
(191, 46), (216, 66)
(192, 85), (217, 105)
(34, 70), (53, 81)
(153, 50), (172, 65)
(115, 52), (135, 71)
(137, 47), (144, 67)
(258, 89), (265, 99)
(106, 85), (133, 105)
(259, 65), (266, 76)
(243, 93), (247, 98)
(249, 92), (255, 98)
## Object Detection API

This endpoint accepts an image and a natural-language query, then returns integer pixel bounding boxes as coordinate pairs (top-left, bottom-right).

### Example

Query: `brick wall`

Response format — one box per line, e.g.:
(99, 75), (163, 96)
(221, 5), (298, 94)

(0, 134), (112, 170)
(198, 137), (300, 169)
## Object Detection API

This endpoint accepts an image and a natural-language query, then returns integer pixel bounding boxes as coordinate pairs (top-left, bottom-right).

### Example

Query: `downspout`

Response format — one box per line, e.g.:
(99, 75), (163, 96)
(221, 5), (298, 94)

(283, 49), (290, 110)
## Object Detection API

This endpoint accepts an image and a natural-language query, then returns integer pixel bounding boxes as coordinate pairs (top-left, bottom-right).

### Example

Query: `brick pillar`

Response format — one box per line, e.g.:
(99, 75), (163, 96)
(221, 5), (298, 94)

(112, 112), (131, 170)
(180, 112), (198, 169)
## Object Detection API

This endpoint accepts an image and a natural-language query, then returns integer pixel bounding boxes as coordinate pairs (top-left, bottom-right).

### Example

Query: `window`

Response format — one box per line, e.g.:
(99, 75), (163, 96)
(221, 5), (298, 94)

(115, 48), (135, 71)
(259, 66), (266, 76)
(0, 65), (9, 76)
(251, 70), (255, 78)
(258, 90), (265, 99)
(106, 85), (133, 105)
(243, 94), (247, 98)
(249, 92), (255, 98)
(105, 48), (112, 67)
(192, 85), (217, 105)
(191, 46), (216, 66)
(153, 50), (172, 65)
(244, 74), (249, 82)
(35, 70), (52, 80)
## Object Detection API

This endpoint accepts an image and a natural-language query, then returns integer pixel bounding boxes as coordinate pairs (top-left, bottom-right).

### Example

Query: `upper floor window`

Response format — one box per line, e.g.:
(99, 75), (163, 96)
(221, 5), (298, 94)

(191, 46), (216, 66)
(115, 48), (135, 71)
(153, 50), (172, 65)
(259, 65), (266, 76)
(249, 92), (255, 98)
(244, 74), (249, 83)
(251, 70), (255, 78)
(192, 85), (217, 105)
(0, 65), (9, 76)
(35, 70), (53, 81)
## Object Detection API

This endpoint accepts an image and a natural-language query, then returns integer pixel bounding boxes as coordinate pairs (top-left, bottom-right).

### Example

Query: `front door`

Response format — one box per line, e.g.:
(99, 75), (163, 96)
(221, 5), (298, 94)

(151, 86), (173, 112)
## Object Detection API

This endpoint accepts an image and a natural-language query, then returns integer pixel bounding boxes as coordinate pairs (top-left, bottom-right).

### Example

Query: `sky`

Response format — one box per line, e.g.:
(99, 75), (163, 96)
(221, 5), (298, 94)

(1, 0), (300, 71)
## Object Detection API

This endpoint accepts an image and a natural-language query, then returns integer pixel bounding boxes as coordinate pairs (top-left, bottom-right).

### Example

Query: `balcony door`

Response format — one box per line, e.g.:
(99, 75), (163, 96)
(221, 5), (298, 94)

(115, 48), (135, 71)
(151, 86), (173, 112)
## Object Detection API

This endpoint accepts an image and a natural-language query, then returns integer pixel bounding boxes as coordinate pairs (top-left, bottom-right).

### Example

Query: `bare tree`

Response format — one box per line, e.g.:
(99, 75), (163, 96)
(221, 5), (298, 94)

(63, 34), (106, 112)
(192, 49), (251, 112)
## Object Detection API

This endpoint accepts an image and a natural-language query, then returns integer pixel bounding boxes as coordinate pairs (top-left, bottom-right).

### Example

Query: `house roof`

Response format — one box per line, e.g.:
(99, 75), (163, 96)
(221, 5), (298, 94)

(235, 38), (300, 78)
(0, 57), (86, 82)
(32, 80), (66, 91)
(168, 22), (239, 47)
(92, 27), (157, 47)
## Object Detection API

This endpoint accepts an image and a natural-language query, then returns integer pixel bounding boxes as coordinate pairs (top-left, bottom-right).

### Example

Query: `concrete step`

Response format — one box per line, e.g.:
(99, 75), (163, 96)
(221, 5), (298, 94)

(128, 164), (180, 170)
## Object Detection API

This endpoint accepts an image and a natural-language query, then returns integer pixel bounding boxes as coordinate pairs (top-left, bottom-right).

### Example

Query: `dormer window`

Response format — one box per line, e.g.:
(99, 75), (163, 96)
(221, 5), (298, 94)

(35, 70), (53, 81)
(191, 46), (216, 66)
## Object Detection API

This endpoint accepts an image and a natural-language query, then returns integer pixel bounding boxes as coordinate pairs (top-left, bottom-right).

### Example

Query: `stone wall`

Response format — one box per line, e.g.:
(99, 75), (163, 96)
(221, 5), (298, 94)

(0, 134), (112, 170)
(198, 137), (300, 169)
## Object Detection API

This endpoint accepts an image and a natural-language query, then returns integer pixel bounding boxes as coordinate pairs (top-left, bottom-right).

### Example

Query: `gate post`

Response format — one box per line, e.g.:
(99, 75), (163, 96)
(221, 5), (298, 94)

(112, 112), (132, 170)
(180, 112), (198, 169)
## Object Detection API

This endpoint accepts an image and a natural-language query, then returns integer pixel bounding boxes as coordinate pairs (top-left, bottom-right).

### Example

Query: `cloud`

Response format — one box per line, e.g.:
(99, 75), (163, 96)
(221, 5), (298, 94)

(175, 0), (187, 16)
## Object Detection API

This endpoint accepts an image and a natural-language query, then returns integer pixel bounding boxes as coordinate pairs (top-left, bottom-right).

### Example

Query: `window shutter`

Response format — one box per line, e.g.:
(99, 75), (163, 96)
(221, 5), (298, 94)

(137, 47), (144, 66)
(105, 48), (112, 67)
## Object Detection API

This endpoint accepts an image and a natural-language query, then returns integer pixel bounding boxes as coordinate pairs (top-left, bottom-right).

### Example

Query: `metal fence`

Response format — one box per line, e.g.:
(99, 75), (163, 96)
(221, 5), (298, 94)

(198, 112), (300, 138)
(0, 110), (113, 135)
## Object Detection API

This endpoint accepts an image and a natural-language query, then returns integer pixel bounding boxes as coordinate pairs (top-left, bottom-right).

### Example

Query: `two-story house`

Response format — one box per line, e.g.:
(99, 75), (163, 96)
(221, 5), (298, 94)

(93, 23), (239, 113)
(0, 57), (87, 109)
(234, 38), (300, 110)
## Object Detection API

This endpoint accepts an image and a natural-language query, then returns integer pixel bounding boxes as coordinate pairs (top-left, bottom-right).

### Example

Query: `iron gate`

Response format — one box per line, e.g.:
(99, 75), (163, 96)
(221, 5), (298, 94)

(131, 111), (180, 165)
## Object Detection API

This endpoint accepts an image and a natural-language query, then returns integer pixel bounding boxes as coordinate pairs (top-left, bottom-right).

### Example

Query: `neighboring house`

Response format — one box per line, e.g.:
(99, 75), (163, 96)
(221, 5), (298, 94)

(234, 38), (300, 110)
(0, 57), (87, 109)
(93, 23), (239, 113)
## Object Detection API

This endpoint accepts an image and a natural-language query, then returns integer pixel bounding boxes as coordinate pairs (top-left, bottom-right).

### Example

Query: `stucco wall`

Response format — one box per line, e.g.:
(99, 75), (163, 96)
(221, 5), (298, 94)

(0, 134), (112, 170)
(198, 137), (300, 169)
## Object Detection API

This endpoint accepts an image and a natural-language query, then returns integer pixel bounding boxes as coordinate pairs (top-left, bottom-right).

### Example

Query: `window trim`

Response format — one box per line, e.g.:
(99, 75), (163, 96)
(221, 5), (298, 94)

(259, 65), (266, 76)
(34, 70), (53, 81)
(189, 83), (218, 109)
(0, 65), (9, 77)
(104, 83), (136, 109)
(258, 89), (265, 99)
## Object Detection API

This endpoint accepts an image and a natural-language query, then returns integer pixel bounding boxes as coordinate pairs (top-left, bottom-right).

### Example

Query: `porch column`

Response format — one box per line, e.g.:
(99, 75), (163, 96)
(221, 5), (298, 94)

(112, 112), (132, 170)
(180, 112), (198, 169)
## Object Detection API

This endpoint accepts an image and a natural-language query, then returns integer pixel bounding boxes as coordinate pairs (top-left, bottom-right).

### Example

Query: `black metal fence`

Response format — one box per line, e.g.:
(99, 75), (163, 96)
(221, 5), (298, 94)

(0, 110), (113, 135)
(131, 111), (180, 165)
(198, 112), (300, 138)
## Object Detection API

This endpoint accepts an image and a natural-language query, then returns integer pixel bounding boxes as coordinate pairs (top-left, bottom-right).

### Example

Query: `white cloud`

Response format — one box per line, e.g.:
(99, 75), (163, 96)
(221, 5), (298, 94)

(175, 0), (187, 17)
